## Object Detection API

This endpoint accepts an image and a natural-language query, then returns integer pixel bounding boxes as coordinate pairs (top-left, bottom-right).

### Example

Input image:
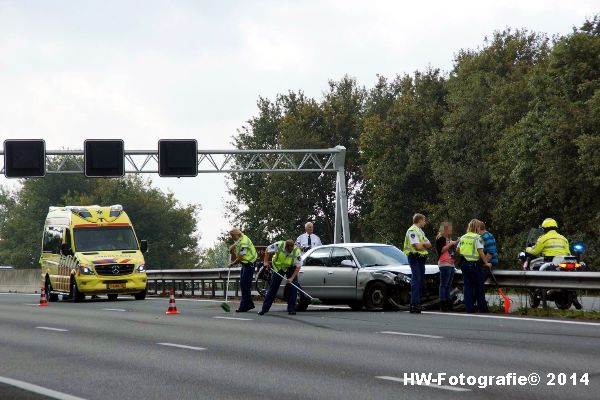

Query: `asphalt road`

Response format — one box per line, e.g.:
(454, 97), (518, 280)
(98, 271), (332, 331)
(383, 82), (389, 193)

(1, 293), (599, 400)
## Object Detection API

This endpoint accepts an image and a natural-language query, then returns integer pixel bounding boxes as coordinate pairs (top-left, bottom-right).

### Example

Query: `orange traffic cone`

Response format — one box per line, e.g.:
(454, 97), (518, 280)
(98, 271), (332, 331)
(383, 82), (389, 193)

(498, 288), (511, 314)
(165, 289), (179, 314)
(39, 287), (48, 307)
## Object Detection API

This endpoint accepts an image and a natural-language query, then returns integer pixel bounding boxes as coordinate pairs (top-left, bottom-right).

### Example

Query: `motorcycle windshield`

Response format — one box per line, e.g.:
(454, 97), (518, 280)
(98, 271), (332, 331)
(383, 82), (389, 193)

(525, 228), (544, 247)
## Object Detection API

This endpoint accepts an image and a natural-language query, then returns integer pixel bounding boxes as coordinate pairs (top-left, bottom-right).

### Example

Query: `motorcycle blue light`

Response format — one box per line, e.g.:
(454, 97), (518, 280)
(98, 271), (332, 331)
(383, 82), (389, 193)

(573, 243), (585, 252)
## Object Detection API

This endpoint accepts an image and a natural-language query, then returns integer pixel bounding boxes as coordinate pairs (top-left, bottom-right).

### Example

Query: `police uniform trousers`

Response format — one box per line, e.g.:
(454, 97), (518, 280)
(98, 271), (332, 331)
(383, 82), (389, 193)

(239, 262), (255, 311)
(408, 254), (426, 306)
(261, 267), (298, 313)
(460, 259), (488, 313)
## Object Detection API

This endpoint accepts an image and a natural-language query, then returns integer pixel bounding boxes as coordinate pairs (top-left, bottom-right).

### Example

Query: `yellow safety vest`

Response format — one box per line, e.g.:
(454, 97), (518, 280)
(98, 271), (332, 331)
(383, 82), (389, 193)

(403, 225), (428, 256)
(236, 234), (257, 263)
(459, 232), (481, 262)
(525, 230), (570, 257)
(272, 241), (301, 272)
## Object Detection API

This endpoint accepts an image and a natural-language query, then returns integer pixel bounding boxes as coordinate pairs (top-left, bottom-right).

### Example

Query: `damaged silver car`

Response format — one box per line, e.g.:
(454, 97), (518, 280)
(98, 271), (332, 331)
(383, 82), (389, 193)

(255, 243), (445, 311)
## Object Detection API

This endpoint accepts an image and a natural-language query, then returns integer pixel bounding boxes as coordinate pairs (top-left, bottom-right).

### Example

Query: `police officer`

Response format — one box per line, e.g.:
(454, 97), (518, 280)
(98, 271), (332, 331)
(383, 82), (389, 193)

(228, 229), (258, 312)
(525, 218), (570, 261)
(456, 219), (492, 313)
(403, 213), (432, 314)
(259, 239), (302, 316)
(296, 222), (323, 255)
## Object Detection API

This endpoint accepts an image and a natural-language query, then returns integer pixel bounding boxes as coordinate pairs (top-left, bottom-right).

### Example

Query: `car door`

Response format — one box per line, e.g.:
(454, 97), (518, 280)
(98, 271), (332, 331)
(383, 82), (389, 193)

(298, 247), (331, 299)
(325, 247), (358, 300)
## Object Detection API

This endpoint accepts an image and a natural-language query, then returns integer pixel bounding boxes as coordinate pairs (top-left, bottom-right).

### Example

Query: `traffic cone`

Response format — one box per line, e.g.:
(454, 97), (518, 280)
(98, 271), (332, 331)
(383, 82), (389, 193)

(39, 287), (48, 307)
(165, 289), (179, 314)
(498, 288), (511, 314)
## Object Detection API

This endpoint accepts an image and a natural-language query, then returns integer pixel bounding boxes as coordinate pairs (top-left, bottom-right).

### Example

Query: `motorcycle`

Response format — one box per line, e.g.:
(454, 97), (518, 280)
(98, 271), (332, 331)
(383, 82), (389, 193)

(519, 228), (586, 310)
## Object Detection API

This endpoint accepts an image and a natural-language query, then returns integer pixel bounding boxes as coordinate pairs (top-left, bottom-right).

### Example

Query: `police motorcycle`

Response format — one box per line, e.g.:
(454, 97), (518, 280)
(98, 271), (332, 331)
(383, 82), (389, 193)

(519, 228), (586, 310)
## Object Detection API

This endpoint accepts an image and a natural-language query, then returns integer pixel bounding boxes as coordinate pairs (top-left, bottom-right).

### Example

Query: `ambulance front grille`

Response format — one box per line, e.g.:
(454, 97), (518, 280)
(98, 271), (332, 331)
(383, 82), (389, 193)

(94, 264), (134, 276)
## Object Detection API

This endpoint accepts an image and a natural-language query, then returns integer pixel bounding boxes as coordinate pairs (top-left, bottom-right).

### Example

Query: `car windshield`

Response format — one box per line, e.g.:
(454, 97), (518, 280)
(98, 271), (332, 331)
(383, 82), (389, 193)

(352, 246), (408, 267)
(74, 226), (138, 252)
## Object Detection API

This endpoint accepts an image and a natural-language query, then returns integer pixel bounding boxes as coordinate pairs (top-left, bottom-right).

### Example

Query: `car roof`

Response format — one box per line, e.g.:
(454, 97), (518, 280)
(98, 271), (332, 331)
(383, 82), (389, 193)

(314, 243), (394, 249)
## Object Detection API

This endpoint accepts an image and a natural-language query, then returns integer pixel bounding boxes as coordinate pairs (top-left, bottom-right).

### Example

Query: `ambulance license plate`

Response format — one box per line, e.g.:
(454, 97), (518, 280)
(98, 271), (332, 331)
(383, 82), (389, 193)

(107, 283), (126, 289)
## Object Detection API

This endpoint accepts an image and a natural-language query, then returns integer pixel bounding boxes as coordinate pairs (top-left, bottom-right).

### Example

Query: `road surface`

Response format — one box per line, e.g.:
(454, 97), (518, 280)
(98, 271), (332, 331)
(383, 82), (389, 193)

(1, 293), (599, 400)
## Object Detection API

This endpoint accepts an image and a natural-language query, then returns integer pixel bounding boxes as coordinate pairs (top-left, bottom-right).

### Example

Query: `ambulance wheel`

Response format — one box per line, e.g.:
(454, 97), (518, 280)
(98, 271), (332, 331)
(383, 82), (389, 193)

(45, 277), (59, 302)
(70, 278), (85, 303)
(134, 290), (146, 300)
(107, 294), (118, 301)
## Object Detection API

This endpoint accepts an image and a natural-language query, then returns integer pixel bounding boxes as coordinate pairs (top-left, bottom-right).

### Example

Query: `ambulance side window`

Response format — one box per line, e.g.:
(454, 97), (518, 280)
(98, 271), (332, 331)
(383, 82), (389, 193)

(43, 226), (63, 254)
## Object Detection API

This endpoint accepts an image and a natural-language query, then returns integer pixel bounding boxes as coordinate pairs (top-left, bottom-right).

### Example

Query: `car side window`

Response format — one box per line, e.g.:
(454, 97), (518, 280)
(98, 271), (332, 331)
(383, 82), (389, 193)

(43, 226), (63, 254)
(330, 247), (354, 267)
(304, 248), (331, 267)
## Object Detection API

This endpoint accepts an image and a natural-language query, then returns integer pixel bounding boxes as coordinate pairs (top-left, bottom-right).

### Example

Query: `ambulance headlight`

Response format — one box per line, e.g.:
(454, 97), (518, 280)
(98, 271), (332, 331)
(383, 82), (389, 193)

(136, 264), (146, 273)
(79, 265), (94, 275)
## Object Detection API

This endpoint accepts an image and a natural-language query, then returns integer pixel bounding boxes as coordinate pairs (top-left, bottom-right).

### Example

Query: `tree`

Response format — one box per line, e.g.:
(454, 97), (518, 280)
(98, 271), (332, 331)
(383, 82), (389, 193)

(229, 76), (367, 244)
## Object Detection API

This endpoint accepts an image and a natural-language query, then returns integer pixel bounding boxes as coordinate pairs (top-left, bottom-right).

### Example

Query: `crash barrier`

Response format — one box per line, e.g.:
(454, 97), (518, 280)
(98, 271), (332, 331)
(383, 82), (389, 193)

(3, 268), (600, 296)
(147, 268), (243, 297)
(453, 270), (600, 290)
(145, 268), (600, 297)
(0, 269), (40, 293)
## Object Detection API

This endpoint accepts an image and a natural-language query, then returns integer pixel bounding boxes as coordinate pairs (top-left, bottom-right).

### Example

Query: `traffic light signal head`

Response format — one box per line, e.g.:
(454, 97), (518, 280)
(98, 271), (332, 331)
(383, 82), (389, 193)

(84, 139), (125, 177)
(158, 139), (198, 177)
(3, 139), (46, 178)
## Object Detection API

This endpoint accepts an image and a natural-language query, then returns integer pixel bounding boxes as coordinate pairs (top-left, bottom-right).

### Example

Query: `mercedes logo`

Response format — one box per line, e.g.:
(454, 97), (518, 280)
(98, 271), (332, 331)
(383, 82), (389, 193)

(112, 265), (120, 275)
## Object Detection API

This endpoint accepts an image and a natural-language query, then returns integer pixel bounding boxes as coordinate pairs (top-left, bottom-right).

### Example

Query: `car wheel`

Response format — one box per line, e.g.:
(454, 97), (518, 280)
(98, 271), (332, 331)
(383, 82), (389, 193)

(347, 301), (363, 311)
(364, 282), (388, 310)
(255, 265), (272, 297)
(107, 293), (118, 301)
(529, 290), (540, 308)
(45, 277), (59, 302)
(70, 278), (85, 303)
(134, 290), (146, 300)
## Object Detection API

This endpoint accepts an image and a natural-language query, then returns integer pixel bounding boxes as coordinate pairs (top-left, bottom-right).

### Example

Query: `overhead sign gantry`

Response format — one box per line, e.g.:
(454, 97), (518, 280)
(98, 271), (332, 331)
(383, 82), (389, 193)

(0, 139), (351, 243)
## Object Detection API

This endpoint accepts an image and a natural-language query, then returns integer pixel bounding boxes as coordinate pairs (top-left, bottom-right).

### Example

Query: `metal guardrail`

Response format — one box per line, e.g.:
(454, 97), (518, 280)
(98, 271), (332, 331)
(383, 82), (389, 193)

(146, 268), (600, 297)
(147, 268), (242, 297)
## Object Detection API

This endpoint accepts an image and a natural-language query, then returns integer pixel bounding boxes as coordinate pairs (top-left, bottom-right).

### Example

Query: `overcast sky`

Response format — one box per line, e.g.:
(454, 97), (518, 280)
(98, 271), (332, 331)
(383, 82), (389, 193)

(1, 0), (597, 248)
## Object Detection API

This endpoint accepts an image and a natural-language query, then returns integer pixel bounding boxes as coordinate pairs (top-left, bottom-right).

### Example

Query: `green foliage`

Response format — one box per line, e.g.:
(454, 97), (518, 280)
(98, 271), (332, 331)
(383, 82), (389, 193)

(230, 16), (600, 269)
(229, 76), (367, 244)
(0, 172), (200, 269)
(199, 241), (231, 269)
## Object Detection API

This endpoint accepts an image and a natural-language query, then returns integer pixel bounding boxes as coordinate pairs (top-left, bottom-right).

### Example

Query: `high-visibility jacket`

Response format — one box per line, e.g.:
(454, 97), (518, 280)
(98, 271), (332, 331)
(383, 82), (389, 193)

(272, 241), (301, 272)
(526, 230), (570, 257)
(403, 224), (428, 256)
(235, 234), (257, 263)
(459, 232), (481, 262)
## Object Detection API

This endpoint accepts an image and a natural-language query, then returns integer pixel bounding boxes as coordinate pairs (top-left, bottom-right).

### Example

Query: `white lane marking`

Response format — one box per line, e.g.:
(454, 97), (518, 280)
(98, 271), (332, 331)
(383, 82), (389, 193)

(0, 293), (39, 296)
(35, 326), (68, 332)
(213, 316), (253, 321)
(379, 331), (443, 339)
(0, 376), (87, 400)
(157, 343), (206, 351)
(376, 376), (471, 392)
(426, 311), (600, 327)
(102, 308), (127, 312)
(24, 303), (40, 306)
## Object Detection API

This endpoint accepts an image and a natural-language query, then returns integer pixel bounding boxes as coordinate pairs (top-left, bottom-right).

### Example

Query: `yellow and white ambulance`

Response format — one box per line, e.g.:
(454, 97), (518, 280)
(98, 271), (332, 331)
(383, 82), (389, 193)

(40, 205), (148, 302)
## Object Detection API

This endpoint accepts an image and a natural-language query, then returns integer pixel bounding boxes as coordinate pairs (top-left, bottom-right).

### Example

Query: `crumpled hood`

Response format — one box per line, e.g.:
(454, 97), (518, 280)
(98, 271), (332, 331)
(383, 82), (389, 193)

(362, 264), (440, 275)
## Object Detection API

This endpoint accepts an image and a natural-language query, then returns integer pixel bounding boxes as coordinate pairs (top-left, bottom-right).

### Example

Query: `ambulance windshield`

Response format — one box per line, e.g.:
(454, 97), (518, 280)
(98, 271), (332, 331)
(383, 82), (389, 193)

(74, 226), (138, 252)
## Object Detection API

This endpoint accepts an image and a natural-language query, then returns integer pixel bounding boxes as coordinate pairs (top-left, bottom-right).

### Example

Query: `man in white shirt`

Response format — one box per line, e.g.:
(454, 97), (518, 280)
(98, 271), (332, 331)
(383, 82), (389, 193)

(296, 222), (323, 255)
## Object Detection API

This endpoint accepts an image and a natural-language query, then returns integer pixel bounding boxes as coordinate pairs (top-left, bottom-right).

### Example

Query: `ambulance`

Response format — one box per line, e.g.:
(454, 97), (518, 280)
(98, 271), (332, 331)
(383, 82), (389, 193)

(40, 205), (148, 302)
